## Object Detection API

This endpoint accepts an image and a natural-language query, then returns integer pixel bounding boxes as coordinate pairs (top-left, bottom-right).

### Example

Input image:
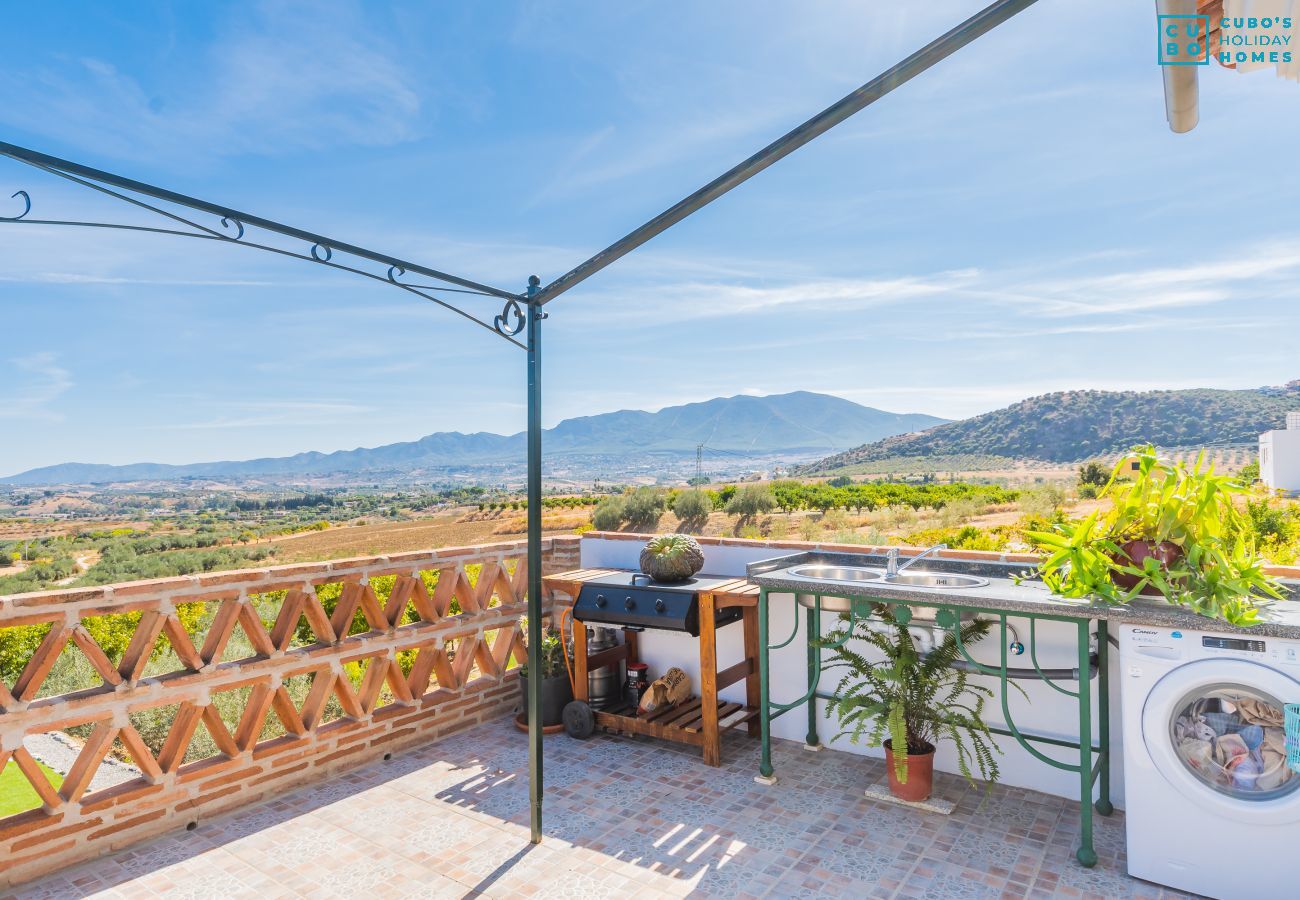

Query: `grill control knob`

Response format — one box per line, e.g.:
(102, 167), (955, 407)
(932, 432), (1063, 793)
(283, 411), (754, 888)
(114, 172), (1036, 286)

(655, 599), (666, 612)
(595, 594), (606, 608)
(624, 596), (635, 610)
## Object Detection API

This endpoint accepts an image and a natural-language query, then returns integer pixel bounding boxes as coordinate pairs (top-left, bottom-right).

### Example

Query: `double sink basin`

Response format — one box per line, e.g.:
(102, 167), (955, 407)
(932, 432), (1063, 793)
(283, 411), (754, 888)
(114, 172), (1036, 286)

(786, 564), (989, 611)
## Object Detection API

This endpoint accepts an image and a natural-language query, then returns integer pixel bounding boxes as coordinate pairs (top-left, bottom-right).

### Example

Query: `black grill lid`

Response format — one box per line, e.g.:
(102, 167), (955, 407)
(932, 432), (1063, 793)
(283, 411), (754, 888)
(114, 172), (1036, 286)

(572, 573), (740, 637)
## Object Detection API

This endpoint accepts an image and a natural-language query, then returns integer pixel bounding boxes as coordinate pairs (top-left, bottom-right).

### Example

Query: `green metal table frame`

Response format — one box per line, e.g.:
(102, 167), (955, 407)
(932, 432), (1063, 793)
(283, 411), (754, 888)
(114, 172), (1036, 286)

(755, 588), (1113, 868)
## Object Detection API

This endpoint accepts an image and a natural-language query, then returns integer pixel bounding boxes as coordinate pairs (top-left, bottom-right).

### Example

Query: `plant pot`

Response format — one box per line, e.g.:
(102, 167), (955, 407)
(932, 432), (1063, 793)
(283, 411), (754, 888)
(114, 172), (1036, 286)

(1112, 539), (1184, 596)
(884, 740), (935, 802)
(519, 671), (573, 728)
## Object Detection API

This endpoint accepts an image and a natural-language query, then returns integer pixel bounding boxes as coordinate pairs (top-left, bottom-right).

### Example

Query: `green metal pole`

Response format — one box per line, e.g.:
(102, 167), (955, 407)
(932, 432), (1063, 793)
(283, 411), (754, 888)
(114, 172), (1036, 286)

(757, 588), (775, 782)
(525, 276), (545, 844)
(1075, 620), (1096, 868)
(805, 604), (820, 749)
(1095, 619), (1114, 817)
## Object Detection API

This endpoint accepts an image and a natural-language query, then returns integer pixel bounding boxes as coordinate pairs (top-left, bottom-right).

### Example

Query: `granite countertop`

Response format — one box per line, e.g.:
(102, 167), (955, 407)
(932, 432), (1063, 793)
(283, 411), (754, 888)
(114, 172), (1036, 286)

(745, 550), (1300, 640)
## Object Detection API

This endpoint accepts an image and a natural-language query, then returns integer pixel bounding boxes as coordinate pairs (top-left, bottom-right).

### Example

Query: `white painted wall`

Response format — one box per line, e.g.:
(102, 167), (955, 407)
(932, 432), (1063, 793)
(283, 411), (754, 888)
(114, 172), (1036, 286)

(1260, 428), (1300, 492)
(580, 536), (1126, 807)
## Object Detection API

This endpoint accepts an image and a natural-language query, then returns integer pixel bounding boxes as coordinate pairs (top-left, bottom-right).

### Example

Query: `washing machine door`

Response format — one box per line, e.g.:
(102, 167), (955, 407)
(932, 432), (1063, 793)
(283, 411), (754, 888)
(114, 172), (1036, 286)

(1142, 658), (1300, 825)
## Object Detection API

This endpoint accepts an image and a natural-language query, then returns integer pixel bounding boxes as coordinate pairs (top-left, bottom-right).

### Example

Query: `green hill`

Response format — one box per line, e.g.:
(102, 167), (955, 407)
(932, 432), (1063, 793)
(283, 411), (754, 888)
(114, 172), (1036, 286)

(797, 381), (1300, 474)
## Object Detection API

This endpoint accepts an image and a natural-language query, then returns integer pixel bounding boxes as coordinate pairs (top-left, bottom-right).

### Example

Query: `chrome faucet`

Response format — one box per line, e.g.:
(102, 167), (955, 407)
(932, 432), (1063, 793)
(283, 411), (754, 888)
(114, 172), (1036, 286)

(884, 543), (947, 578)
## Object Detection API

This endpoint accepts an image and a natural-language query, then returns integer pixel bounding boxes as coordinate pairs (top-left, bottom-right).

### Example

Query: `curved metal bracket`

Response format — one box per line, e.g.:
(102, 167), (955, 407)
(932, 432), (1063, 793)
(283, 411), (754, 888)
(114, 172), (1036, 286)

(0, 144), (527, 349)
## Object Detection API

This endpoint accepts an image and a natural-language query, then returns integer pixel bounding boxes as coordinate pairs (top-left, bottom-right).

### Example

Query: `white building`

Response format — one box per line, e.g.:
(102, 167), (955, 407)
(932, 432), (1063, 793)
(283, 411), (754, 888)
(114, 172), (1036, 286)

(1259, 411), (1300, 492)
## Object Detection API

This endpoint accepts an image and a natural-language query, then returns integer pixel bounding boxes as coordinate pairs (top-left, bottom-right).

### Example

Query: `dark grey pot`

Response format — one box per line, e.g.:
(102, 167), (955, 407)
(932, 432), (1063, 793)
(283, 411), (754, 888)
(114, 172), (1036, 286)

(519, 671), (574, 727)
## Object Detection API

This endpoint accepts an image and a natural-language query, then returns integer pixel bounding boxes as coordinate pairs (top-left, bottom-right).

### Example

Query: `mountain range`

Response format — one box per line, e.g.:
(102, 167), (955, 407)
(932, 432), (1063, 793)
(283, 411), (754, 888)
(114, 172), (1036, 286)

(1, 392), (945, 486)
(799, 381), (1300, 473)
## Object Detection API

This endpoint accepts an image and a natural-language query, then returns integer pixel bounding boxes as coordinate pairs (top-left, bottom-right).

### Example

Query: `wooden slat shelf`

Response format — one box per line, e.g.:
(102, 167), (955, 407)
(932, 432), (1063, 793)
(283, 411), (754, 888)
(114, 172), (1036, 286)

(543, 567), (762, 766)
(592, 697), (761, 743)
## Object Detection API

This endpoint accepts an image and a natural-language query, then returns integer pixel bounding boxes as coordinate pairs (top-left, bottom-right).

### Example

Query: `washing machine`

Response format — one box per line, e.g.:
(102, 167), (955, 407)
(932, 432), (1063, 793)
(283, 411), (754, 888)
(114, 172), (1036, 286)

(1120, 623), (1300, 899)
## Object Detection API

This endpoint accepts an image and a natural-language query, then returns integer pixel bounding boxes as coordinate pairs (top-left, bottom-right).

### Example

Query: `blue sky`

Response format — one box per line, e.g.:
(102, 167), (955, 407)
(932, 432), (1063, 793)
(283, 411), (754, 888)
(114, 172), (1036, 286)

(1, 0), (1298, 475)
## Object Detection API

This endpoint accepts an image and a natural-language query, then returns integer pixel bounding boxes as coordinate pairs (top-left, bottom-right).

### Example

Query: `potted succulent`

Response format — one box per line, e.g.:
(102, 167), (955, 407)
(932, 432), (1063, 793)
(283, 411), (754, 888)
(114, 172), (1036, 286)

(1029, 445), (1283, 626)
(821, 607), (1003, 802)
(640, 533), (705, 583)
(518, 628), (572, 728)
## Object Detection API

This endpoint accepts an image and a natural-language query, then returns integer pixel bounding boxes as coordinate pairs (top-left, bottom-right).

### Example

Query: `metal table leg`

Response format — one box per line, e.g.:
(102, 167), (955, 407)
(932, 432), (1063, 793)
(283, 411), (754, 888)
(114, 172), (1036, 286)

(805, 604), (821, 750)
(757, 587), (777, 784)
(1075, 618), (1097, 868)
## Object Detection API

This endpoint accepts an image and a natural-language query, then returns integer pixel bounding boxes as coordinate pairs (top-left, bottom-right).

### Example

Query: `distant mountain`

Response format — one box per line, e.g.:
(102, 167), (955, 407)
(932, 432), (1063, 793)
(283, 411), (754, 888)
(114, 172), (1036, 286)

(2, 391), (946, 486)
(798, 381), (1300, 473)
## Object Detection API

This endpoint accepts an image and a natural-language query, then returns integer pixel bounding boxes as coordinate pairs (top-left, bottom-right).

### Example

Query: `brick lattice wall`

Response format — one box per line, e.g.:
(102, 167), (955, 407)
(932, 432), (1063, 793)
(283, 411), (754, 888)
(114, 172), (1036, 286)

(0, 534), (580, 888)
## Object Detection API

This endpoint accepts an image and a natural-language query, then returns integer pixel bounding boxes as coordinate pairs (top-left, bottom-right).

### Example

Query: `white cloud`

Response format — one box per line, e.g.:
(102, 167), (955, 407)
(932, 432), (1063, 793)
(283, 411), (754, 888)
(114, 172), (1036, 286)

(0, 353), (74, 422)
(0, 1), (421, 163)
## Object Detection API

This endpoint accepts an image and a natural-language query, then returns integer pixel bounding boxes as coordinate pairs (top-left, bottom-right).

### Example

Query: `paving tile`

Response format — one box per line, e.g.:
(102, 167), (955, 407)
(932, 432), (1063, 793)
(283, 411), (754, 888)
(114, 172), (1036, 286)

(11, 716), (1197, 900)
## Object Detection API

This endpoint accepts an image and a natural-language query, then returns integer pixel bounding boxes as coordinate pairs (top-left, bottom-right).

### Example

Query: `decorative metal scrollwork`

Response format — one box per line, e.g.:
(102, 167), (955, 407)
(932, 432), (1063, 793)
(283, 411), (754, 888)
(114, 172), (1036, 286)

(310, 242), (332, 262)
(219, 216), (245, 240)
(387, 265), (405, 284)
(2, 190), (30, 221)
(494, 297), (526, 337)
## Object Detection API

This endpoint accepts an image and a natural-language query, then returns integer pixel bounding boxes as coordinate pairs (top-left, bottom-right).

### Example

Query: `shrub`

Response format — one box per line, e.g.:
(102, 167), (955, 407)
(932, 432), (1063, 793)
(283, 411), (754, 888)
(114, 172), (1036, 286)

(623, 488), (666, 531)
(725, 484), (776, 519)
(672, 490), (712, 530)
(591, 497), (627, 531)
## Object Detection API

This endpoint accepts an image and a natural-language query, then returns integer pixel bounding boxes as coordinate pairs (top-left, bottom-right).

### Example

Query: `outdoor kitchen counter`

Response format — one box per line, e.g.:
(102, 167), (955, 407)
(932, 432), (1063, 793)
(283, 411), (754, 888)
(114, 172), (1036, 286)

(745, 550), (1300, 640)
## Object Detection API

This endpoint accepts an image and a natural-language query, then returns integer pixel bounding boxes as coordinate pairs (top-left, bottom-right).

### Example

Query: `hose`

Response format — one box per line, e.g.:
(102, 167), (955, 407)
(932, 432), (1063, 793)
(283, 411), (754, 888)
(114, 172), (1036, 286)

(558, 606), (579, 694)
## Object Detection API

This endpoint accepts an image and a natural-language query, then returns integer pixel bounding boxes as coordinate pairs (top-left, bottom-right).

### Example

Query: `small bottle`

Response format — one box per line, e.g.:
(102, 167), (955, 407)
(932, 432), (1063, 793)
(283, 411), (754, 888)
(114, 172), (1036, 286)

(625, 662), (650, 711)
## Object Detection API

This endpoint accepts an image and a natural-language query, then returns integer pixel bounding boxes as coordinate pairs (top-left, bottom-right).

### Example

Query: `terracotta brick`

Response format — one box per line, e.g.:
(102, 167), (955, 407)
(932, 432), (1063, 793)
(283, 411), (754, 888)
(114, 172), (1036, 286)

(0, 839), (78, 876)
(184, 761), (257, 790)
(86, 809), (168, 841)
(6, 586), (107, 607)
(375, 726), (417, 746)
(314, 743), (369, 767)
(79, 781), (166, 815)
(0, 810), (65, 843)
(251, 734), (310, 760)
(251, 761), (308, 786)
(177, 783), (242, 812)
(10, 817), (102, 853)
(176, 755), (243, 784)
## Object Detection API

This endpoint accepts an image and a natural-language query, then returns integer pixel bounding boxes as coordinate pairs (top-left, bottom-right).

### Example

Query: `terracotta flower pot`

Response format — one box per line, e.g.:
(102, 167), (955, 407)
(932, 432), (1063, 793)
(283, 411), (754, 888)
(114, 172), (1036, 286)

(1111, 539), (1184, 596)
(884, 740), (935, 802)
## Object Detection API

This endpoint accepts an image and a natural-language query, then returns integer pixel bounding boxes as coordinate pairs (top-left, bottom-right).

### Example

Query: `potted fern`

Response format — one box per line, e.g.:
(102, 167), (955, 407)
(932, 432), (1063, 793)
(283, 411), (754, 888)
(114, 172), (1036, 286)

(1029, 445), (1282, 626)
(821, 607), (1003, 802)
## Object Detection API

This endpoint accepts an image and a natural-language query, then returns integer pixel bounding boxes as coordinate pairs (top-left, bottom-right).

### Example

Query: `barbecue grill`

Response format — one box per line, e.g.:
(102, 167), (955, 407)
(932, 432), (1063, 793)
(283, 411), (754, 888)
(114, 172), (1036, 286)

(572, 572), (743, 636)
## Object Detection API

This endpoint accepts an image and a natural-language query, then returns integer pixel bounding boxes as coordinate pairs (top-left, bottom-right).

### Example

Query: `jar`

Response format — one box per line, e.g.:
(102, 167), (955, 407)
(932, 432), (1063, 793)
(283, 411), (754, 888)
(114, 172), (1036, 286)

(625, 662), (650, 710)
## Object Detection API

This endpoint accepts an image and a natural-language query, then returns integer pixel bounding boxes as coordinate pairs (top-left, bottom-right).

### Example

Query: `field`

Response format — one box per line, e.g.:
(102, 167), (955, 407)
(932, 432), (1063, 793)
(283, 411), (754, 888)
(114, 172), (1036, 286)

(257, 511), (586, 564)
(815, 447), (1257, 482)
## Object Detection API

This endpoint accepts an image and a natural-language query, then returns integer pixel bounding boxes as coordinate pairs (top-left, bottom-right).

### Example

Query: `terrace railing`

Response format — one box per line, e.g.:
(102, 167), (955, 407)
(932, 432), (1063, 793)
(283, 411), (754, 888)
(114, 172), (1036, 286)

(0, 535), (579, 888)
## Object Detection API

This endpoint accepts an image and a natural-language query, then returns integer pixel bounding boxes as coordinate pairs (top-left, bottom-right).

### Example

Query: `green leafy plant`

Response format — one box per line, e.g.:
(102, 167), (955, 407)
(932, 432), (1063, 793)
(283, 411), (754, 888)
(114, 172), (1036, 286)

(1029, 445), (1282, 626)
(518, 628), (567, 680)
(821, 608), (1002, 787)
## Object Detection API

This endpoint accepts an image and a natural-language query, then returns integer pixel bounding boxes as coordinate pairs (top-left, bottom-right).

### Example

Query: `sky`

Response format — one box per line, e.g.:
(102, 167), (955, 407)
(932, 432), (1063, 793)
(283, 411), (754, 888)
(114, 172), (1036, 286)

(1, 0), (1298, 476)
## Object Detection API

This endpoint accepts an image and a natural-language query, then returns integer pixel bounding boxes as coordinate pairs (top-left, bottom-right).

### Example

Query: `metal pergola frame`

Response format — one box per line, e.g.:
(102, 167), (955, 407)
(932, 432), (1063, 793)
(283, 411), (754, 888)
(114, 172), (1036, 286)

(0, 0), (1041, 844)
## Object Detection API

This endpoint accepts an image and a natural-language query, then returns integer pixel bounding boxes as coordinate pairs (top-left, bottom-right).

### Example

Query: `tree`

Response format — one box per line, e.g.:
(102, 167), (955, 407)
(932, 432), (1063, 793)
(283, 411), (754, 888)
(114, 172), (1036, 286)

(827, 475), (853, 488)
(726, 484), (776, 520)
(672, 490), (712, 532)
(591, 496), (627, 531)
(1077, 462), (1108, 488)
(623, 488), (666, 531)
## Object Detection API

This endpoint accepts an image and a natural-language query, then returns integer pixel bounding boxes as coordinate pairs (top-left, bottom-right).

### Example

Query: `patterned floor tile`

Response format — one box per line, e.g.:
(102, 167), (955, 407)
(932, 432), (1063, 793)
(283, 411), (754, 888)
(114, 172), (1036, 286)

(11, 716), (1198, 900)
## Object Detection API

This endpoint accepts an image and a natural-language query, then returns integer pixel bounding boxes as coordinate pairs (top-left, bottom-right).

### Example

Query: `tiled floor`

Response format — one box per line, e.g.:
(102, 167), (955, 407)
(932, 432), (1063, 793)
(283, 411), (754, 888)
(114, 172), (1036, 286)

(13, 717), (1192, 899)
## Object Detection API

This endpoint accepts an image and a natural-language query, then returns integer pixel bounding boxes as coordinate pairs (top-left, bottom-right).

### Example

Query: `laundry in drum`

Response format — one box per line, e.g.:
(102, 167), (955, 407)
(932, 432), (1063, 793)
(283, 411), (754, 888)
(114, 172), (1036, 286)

(1172, 690), (1294, 796)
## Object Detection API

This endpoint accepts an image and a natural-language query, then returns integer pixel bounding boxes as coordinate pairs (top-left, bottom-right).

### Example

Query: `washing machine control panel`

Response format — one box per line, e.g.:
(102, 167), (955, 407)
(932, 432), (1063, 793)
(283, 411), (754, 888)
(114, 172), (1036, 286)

(1202, 636), (1266, 653)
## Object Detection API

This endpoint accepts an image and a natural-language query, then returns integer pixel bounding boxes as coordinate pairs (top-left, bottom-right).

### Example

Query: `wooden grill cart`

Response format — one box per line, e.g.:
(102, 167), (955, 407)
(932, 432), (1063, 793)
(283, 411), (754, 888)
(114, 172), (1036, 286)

(544, 568), (762, 765)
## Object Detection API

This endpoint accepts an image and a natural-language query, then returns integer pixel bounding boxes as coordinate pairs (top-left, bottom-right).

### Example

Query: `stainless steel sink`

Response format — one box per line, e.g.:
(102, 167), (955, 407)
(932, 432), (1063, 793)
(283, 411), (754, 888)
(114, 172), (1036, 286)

(876, 572), (989, 589)
(788, 565), (883, 583)
(789, 566), (883, 611)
